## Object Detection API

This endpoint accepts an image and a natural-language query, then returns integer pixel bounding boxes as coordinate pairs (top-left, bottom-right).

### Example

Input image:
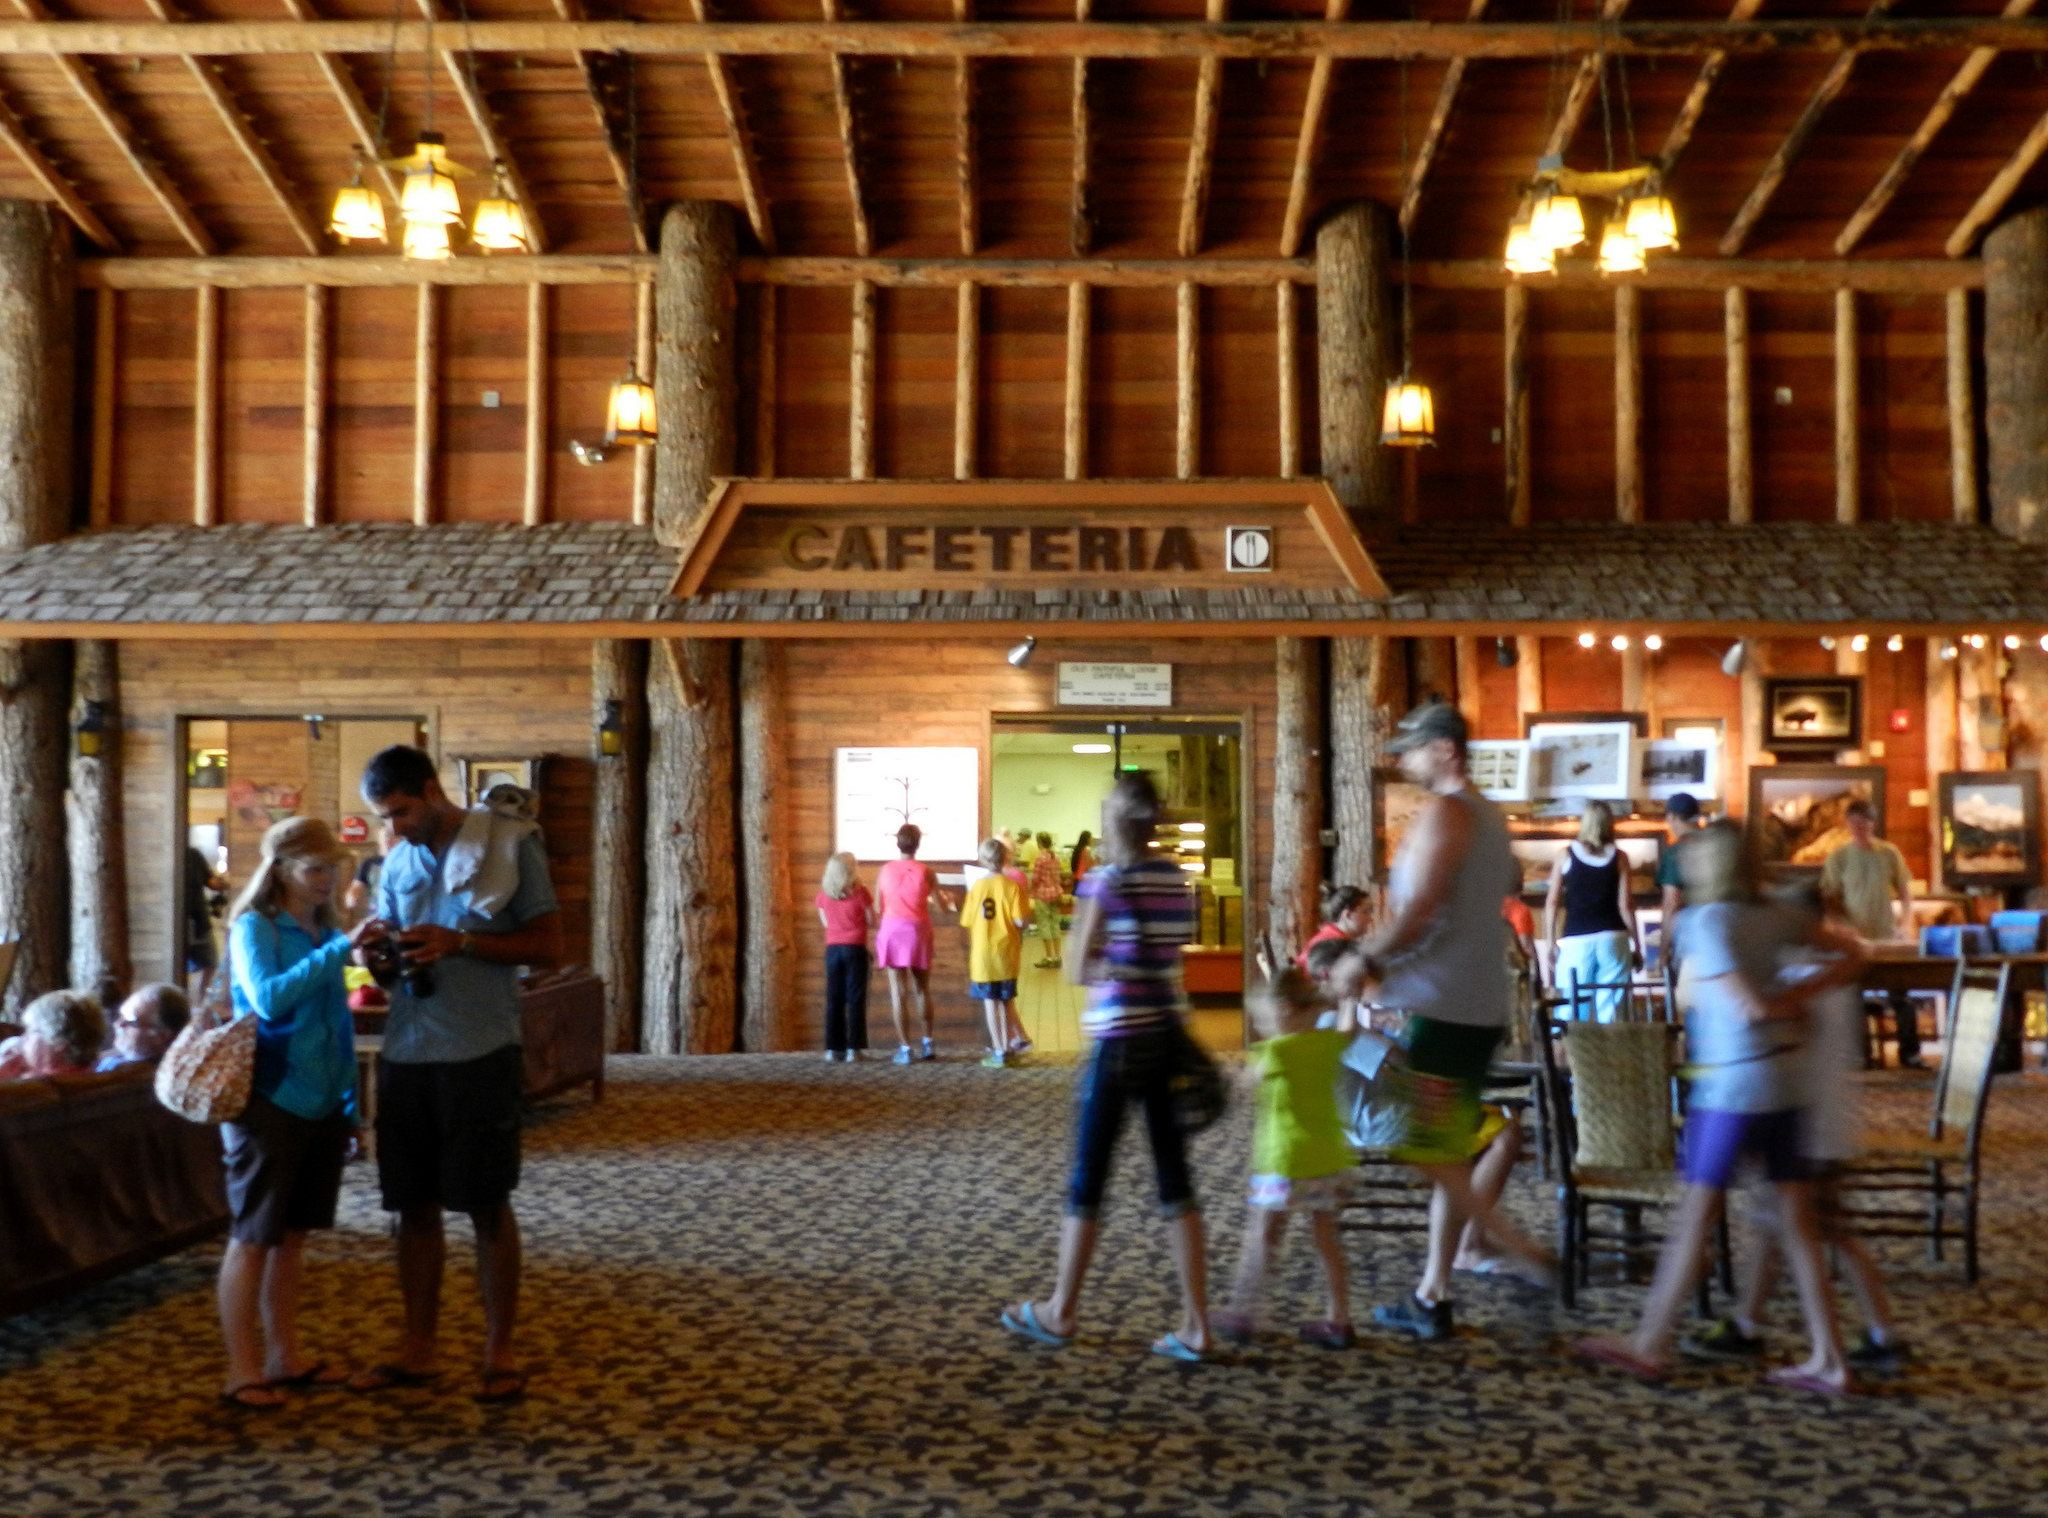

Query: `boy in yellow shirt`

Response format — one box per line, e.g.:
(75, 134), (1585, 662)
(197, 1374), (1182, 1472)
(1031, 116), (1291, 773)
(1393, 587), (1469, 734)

(961, 837), (1032, 1068)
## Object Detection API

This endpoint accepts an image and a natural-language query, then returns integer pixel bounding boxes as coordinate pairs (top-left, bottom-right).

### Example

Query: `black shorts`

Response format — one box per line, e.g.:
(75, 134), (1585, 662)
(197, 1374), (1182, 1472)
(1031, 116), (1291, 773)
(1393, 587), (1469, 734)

(376, 1044), (524, 1216)
(222, 1095), (351, 1246)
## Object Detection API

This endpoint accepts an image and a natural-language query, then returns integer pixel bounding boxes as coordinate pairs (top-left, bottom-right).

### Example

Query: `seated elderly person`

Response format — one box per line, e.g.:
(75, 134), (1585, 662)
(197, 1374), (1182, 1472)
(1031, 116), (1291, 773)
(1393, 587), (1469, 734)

(0, 990), (107, 1080)
(95, 983), (191, 1071)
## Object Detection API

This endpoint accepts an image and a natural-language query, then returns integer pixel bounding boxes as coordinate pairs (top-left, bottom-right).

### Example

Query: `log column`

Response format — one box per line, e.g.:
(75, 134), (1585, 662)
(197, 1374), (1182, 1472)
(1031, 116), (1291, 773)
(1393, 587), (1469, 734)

(646, 202), (742, 1054)
(739, 639), (796, 1052)
(0, 201), (72, 1012)
(1927, 640), (1960, 893)
(591, 639), (646, 1052)
(1271, 637), (1323, 958)
(1330, 636), (1407, 889)
(1985, 205), (2048, 544)
(67, 640), (127, 999)
(1315, 200), (1397, 534)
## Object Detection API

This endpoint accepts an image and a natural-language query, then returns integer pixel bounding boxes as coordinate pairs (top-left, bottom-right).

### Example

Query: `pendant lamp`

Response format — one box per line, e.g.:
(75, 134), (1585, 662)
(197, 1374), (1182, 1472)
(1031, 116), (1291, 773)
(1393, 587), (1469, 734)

(1380, 379), (1436, 447)
(470, 164), (529, 252)
(1532, 190), (1585, 253)
(1597, 223), (1645, 275)
(1623, 192), (1679, 251)
(402, 218), (453, 260)
(605, 364), (657, 446)
(329, 153), (387, 244)
(1504, 215), (1556, 275)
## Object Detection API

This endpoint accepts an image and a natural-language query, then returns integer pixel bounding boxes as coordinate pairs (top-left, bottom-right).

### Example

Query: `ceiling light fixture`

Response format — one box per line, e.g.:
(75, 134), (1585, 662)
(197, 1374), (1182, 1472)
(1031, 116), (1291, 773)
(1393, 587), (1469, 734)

(1941, 641), (1959, 661)
(469, 162), (529, 251)
(1721, 640), (1747, 677)
(1887, 634), (1905, 652)
(2005, 633), (2022, 650)
(1596, 223), (1645, 275)
(1006, 636), (1036, 668)
(1072, 743), (1111, 755)
(1967, 633), (1988, 650)
(328, 150), (386, 243)
(1643, 633), (1663, 652)
(1578, 631), (1597, 649)
(1381, 56), (1435, 449)
(1850, 634), (1869, 653)
(1610, 634), (1630, 651)
(1495, 636), (1520, 668)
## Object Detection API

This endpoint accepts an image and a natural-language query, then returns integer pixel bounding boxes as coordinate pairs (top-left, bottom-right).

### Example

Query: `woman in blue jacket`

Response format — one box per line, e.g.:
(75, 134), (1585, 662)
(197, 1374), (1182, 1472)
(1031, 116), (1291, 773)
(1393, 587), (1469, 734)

(217, 816), (380, 1409)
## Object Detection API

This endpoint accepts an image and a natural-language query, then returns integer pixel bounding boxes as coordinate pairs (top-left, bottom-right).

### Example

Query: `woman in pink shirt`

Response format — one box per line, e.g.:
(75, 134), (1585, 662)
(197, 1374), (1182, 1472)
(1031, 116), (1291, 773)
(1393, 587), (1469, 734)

(814, 852), (874, 1063)
(875, 824), (939, 1063)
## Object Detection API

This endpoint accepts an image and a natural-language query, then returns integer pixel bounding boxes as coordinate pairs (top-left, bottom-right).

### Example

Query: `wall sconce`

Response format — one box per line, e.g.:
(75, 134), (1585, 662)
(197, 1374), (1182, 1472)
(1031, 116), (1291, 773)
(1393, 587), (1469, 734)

(598, 699), (625, 757)
(74, 699), (108, 758)
(568, 439), (613, 467)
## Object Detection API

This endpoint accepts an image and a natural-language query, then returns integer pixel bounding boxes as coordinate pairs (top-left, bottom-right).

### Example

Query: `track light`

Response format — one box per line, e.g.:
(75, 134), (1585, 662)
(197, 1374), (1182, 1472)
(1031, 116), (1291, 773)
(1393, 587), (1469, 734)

(1643, 633), (1663, 652)
(1577, 631), (1597, 649)
(1610, 635), (1630, 652)
(1941, 641), (1959, 661)
(1967, 633), (1988, 650)
(1007, 636), (1036, 669)
(1819, 636), (1837, 652)
(1887, 635), (1905, 652)
(2005, 634), (2022, 650)
(1721, 641), (1747, 677)
(1495, 637), (1518, 668)
(1850, 634), (1869, 653)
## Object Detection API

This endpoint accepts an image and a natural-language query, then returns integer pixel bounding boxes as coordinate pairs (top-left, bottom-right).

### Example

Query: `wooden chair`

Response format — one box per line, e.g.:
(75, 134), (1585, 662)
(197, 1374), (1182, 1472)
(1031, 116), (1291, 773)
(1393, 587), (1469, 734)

(1837, 960), (2007, 1284)
(1539, 1016), (1728, 1310)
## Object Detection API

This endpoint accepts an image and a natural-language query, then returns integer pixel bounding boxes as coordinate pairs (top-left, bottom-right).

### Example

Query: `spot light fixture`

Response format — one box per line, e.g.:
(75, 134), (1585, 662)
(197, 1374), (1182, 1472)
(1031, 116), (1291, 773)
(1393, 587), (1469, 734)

(1887, 635), (1905, 652)
(1967, 633), (1988, 650)
(1941, 641), (1959, 661)
(1721, 640), (1747, 677)
(2005, 634), (2023, 650)
(1577, 631), (1597, 649)
(1610, 634), (1630, 652)
(1643, 633), (1663, 651)
(1850, 634), (1869, 653)
(1007, 636), (1036, 669)
(1495, 637), (1519, 668)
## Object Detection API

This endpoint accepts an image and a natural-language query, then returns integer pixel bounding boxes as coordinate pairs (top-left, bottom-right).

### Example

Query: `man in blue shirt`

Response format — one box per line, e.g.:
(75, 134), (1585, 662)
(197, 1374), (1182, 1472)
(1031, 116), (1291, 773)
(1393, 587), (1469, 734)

(349, 745), (562, 1405)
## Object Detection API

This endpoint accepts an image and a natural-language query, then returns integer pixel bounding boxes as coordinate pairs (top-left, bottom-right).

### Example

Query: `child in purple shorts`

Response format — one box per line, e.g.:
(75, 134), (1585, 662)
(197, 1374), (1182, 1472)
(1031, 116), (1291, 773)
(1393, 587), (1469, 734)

(1575, 820), (1865, 1394)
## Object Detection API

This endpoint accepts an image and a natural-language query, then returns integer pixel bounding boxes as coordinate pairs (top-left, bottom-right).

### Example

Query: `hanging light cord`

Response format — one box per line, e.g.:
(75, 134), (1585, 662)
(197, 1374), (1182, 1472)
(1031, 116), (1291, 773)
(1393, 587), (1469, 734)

(371, 0), (403, 161)
(1398, 42), (1414, 383)
(626, 47), (641, 242)
(452, 0), (488, 153)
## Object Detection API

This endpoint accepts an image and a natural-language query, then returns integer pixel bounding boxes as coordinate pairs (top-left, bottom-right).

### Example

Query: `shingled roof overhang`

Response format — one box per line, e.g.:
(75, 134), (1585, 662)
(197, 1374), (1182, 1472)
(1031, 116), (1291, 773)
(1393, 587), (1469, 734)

(0, 520), (2035, 640)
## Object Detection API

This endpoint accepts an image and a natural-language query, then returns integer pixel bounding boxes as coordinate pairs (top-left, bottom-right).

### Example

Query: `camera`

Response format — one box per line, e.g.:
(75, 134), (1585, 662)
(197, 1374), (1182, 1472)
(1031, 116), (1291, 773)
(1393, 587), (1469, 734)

(372, 934), (436, 1000)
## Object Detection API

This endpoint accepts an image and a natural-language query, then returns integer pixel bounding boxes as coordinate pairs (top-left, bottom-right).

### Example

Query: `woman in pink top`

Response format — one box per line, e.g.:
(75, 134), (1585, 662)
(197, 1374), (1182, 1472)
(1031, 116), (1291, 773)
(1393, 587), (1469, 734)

(874, 824), (939, 1063)
(814, 851), (874, 1063)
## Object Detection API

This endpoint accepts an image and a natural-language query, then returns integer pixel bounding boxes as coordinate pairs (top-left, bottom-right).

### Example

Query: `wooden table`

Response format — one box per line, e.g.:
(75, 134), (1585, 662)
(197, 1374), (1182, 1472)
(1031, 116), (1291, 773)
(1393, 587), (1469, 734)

(1859, 951), (2047, 1072)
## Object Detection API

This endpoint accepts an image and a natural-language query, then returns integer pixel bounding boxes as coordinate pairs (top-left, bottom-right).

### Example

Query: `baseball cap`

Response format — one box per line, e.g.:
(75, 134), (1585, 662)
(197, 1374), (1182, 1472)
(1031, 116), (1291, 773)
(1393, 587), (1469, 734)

(1387, 699), (1468, 753)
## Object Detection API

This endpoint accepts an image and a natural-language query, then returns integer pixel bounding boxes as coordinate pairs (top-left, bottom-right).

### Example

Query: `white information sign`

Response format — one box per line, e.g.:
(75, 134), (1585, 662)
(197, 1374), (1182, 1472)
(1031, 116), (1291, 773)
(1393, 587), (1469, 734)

(1056, 662), (1174, 708)
(834, 747), (981, 862)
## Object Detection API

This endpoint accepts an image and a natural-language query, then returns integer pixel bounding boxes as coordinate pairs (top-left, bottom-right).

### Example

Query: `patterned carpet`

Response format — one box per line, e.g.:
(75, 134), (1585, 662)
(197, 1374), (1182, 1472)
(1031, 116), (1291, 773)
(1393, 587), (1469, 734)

(4, 1053), (2048, 1517)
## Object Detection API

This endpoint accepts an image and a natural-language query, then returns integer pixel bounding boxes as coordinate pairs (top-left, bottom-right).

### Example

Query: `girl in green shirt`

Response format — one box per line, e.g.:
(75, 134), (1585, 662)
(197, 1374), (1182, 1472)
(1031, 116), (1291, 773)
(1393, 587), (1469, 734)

(1213, 968), (1358, 1350)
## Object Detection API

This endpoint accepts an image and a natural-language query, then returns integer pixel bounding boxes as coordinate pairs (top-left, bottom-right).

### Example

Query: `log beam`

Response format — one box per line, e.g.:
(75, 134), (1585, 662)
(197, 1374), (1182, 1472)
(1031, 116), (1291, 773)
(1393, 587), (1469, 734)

(551, 0), (648, 251)
(1949, 110), (2048, 258)
(1176, 281), (1199, 478)
(1271, 635), (1323, 957)
(0, 80), (114, 249)
(417, 0), (547, 254)
(1515, 635), (1543, 721)
(1657, 0), (1768, 175)
(412, 282), (437, 525)
(525, 281), (548, 526)
(1277, 279), (1299, 476)
(953, 281), (976, 479)
(88, 289), (113, 527)
(1069, 0), (1091, 255)
(1281, 0), (1351, 254)
(1504, 282), (1530, 525)
(591, 637), (646, 1051)
(755, 283), (777, 479)
(633, 277), (654, 523)
(192, 284), (218, 527)
(739, 638), (795, 1052)
(1178, 0), (1227, 258)
(67, 638), (127, 998)
(1949, 285), (1978, 524)
(1316, 200), (1397, 531)
(1064, 281), (1087, 479)
(303, 283), (327, 525)
(821, 0), (873, 256)
(278, 0), (401, 205)
(954, 12), (975, 254)
(1399, 0), (1484, 236)
(1726, 285), (1752, 523)
(1454, 635), (1483, 733)
(850, 277), (876, 479)
(1615, 284), (1642, 524)
(1985, 206), (2048, 542)
(1836, 287), (1859, 523)
(1926, 639), (1958, 891)
(653, 202), (738, 549)
(687, 0), (773, 251)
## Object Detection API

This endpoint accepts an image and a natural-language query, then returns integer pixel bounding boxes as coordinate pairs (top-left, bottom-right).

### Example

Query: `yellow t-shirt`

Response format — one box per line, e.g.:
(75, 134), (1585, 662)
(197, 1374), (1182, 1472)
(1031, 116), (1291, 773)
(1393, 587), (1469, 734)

(960, 874), (1029, 983)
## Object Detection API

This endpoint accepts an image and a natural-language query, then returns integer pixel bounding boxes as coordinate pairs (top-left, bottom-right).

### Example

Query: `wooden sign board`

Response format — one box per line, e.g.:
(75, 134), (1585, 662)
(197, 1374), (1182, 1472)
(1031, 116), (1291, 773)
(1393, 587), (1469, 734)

(671, 479), (1387, 599)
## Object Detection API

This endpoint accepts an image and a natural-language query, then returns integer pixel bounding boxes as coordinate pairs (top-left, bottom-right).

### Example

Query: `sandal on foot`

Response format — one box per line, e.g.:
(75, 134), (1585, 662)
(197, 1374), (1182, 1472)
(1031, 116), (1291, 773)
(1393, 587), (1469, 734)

(347, 1363), (443, 1394)
(1151, 1332), (1206, 1363)
(1572, 1336), (1669, 1383)
(1299, 1320), (1357, 1351)
(1765, 1365), (1854, 1397)
(475, 1368), (528, 1405)
(1210, 1310), (1255, 1346)
(270, 1360), (350, 1389)
(219, 1383), (286, 1411)
(1000, 1301), (1073, 1348)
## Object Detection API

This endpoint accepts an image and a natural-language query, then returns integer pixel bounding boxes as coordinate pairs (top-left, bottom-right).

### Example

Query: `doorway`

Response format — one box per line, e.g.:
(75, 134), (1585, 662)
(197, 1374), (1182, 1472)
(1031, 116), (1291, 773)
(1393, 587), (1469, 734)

(989, 716), (1249, 1053)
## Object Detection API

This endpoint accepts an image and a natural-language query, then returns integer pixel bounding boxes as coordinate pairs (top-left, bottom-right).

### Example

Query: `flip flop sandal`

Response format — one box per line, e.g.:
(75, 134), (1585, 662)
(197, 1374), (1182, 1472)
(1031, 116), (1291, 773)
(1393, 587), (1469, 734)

(219, 1383), (286, 1411)
(270, 1361), (350, 1389)
(1151, 1332), (1206, 1363)
(474, 1369), (529, 1405)
(1766, 1366), (1855, 1397)
(1572, 1337), (1670, 1383)
(347, 1363), (444, 1394)
(1000, 1302), (1073, 1349)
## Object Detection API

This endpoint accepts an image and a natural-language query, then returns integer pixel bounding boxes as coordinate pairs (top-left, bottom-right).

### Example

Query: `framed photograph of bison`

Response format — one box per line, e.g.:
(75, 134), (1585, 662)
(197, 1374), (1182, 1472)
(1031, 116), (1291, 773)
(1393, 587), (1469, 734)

(1763, 677), (1862, 756)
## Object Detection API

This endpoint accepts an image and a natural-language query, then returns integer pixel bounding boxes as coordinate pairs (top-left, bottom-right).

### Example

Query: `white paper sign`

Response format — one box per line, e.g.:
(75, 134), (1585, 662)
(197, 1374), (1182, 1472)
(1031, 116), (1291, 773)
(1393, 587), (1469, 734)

(834, 747), (981, 862)
(1056, 662), (1174, 708)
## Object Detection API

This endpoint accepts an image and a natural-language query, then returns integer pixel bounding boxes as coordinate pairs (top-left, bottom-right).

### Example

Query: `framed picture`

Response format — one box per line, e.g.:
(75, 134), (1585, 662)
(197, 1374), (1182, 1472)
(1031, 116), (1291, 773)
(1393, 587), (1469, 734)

(456, 756), (543, 811)
(1522, 710), (1649, 737)
(1749, 764), (1885, 871)
(1373, 766), (1433, 881)
(1764, 677), (1862, 754)
(1938, 771), (2042, 889)
(1527, 722), (1636, 802)
(1638, 738), (1719, 803)
(1662, 715), (1725, 742)
(1468, 739), (1531, 803)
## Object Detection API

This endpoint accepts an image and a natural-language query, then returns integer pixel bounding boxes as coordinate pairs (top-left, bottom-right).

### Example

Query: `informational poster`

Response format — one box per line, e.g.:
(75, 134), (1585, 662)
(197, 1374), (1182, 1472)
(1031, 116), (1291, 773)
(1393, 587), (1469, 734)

(834, 747), (981, 862)
(1056, 662), (1174, 708)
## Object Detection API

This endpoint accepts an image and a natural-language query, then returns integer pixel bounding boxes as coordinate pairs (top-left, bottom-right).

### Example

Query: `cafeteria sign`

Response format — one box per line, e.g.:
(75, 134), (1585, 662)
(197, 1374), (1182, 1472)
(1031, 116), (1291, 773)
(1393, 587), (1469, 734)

(672, 479), (1387, 598)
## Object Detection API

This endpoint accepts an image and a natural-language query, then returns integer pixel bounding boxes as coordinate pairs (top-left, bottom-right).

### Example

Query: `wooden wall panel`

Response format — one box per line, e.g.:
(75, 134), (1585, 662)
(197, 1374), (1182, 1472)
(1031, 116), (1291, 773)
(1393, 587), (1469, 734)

(1288, 280), (1322, 478)
(440, 284), (528, 525)
(1865, 637), (1931, 882)
(781, 636), (1278, 1048)
(1860, 294), (1950, 523)
(113, 290), (196, 526)
(1527, 290), (1615, 521)
(117, 638), (594, 982)
(1642, 291), (1728, 523)
(1092, 287), (1177, 479)
(1201, 285), (1280, 479)
(778, 284), (853, 479)
(218, 289), (303, 525)
(1412, 283), (1502, 523)
(1750, 294), (1836, 522)
(874, 286), (955, 480)
(329, 287), (416, 524)
(547, 284), (636, 523)
(982, 286), (1064, 479)
(1535, 636), (1624, 715)
(1475, 640), (1521, 739)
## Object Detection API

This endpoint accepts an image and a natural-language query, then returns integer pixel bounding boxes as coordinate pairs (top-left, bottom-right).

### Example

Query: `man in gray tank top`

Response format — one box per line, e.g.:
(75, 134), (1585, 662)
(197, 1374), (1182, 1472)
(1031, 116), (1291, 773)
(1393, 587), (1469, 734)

(1360, 701), (1557, 1342)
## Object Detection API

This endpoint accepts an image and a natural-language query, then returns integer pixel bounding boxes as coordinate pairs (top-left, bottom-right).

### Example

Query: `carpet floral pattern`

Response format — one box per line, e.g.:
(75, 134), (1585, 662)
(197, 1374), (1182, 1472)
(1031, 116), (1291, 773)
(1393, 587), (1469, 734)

(3, 1055), (2047, 1516)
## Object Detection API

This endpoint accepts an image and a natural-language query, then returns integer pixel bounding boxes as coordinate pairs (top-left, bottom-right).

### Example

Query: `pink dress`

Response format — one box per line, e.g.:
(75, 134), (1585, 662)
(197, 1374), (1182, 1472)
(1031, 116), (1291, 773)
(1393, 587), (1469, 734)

(874, 858), (936, 970)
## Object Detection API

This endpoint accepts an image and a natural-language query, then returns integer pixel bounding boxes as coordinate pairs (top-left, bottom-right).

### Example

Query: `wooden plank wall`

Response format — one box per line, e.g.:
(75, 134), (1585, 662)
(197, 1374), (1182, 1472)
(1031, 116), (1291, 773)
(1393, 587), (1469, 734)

(781, 637), (1279, 1048)
(117, 638), (595, 980)
(99, 281), (1958, 524)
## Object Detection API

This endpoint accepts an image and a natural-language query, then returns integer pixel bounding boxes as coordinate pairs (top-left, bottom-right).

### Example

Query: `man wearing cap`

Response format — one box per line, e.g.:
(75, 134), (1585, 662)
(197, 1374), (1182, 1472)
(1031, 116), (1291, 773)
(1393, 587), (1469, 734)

(1360, 700), (1556, 1341)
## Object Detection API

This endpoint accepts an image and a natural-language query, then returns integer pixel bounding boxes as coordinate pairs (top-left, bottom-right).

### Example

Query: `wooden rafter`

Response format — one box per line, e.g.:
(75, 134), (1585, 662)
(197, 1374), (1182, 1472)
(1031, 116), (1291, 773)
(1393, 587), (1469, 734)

(1177, 0), (1227, 258)
(278, 0), (399, 206)
(955, 0), (974, 255)
(1069, 0), (1090, 255)
(1719, 0), (1896, 257)
(1504, 0), (1628, 227)
(2, 16), (2046, 59)
(0, 75), (114, 247)
(1657, 0), (1766, 175)
(415, 0), (546, 255)
(1947, 107), (2048, 256)
(688, 0), (773, 251)
(1837, 0), (2038, 256)
(144, 0), (321, 254)
(1397, 0), (1479, 238)
(553, 0), (646, 252)
(819, 0), (871, 256)
(8, 0), (213, 252)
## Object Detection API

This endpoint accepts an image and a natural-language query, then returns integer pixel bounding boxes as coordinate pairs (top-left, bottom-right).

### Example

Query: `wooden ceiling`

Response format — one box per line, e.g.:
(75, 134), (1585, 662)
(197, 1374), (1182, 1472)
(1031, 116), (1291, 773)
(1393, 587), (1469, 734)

(3, 4), (2046, 267)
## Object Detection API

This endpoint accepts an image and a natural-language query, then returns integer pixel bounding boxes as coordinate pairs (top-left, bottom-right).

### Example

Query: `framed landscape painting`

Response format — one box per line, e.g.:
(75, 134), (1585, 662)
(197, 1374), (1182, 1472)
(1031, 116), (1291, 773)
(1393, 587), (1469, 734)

(1938, 772), (2041, 889)
(1749, 764), (1885, 871)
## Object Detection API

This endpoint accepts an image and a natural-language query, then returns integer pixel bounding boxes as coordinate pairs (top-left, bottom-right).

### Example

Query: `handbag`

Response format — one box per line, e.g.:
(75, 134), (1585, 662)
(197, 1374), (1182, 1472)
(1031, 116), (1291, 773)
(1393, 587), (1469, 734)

(1166, 1018), (1228, 1135)
(155, 943), (255, 1124)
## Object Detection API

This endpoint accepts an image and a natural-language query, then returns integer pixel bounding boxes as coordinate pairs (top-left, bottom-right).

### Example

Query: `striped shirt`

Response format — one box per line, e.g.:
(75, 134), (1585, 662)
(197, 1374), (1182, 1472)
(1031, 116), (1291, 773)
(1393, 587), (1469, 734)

(1028, 849), (1065, 904)
(1076, 858), (1195, 1038)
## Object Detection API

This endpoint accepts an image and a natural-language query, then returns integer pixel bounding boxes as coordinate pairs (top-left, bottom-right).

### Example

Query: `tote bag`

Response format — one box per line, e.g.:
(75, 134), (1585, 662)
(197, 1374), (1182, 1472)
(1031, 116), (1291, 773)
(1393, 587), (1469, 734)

(155, 944), (254, 1124)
